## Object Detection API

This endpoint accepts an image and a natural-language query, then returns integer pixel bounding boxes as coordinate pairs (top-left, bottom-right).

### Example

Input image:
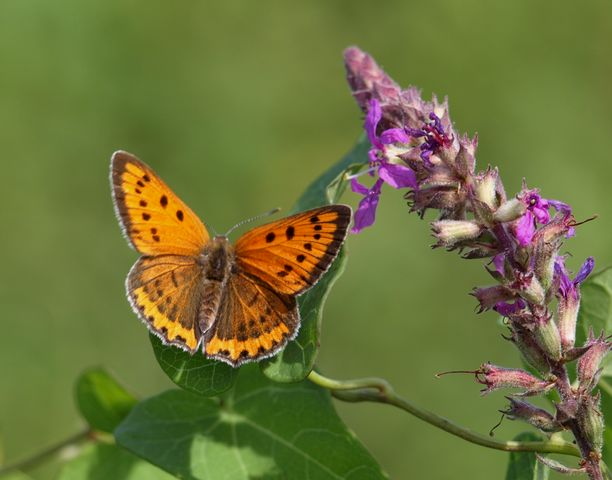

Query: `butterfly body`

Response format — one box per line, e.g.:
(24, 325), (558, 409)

(111, 151), (351, 367)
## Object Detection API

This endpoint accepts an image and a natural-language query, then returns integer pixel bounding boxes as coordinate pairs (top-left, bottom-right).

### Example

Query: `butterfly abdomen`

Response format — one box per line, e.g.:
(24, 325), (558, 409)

(197, 237), (234, 337)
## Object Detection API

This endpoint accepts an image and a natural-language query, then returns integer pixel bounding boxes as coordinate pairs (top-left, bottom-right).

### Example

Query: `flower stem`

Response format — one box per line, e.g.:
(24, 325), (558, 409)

(0, 428), (92, 476)
(308, 370), (580, 457)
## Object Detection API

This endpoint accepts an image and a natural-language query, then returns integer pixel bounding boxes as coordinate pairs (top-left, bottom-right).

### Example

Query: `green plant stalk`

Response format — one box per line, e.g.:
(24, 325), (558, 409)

(308, 370), (580, 457)
(0, 428), (92, 476)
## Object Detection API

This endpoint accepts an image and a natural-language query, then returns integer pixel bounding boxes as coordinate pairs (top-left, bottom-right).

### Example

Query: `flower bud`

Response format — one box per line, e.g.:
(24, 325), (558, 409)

(502, 397), (562, 433)
(554, 256), (595, 352)
(578, 332), (611, 392)
(470, 198), (495, 227)
(531, 314), (563, 362)
(471, 285), (515, 312)
(533, 239), (560, 292)
(473, 168), (501, 209)
(509, 322), (552, 374)
(576, 394), (604, 455)
(557, 292), (580, 352)
(494, 198), (526, 223)
(454, 136), (477, 177)
(431, 220), (483, 247)
(531, 210), (574, 245)
(476, 363), (553, 396)
(513, 273), (546, 305)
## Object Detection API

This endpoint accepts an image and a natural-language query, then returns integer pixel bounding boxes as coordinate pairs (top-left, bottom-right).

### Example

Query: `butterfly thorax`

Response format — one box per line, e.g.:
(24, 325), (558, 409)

(198, 236), (235, 281)
(197, 236), (235, 337)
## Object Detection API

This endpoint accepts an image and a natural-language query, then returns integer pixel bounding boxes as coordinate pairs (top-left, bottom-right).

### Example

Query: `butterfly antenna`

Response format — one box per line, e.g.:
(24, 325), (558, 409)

(224, 207), (281, 237)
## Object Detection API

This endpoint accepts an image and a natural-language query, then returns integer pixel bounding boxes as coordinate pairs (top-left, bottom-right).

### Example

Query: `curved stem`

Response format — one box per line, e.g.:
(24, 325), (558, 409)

(308, 370), (580, 457)
(0, 428), (92, 476)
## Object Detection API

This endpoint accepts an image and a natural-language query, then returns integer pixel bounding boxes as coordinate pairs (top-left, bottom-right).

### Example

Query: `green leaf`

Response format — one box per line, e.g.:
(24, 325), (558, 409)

(577, 267), (612, 376)
(505, 432), (549, 480)
(261, 248), (348, 382)
(292, 135), (369, 212)
(598, 378), (612, 470)
(150, 334), (238, 397)
(75, 367), (138, 433)
(576, 267), (612, 341)
(260, 137), (368, 383)
(58, 443), (175, 480)
(116, 365), (386, 480)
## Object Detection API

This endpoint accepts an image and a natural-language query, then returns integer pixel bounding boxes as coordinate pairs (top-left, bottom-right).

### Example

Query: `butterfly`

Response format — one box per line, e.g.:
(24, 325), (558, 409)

(110, 151), (351, 367)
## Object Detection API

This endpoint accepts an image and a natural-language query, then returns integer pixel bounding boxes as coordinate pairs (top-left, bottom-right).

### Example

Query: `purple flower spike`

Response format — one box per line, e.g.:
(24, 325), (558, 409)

(351, 178), (384, 233)
(343, 47), (605, 478)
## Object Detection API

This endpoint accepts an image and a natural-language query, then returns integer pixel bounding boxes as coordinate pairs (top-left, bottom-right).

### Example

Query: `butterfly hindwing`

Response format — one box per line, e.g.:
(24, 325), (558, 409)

(204, 271), (299, 366)
(127, 255), (204, 352)
(234, 205), (351, 295)
(111, 151), (210, 256)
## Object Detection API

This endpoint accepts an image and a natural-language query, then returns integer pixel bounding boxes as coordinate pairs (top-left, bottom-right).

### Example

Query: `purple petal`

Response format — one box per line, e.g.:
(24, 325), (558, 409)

(532, 206), (550, 225)
(378, 163), (417, 189)
(574, 257), (595, 285)
(351, 179), (383, 233)
(364, 99), (383, 149)
(350, 177), (370, 195)
(380, 128), (410, 145)
(524, 192), (550, 224)
(514, 211), (536, 246)
(493, 253), (505, 274)
(549, 199), (572, 214)
(368, 148), (380, 164)
(554, 257), (573, 297)
(494, 299), (526, 316)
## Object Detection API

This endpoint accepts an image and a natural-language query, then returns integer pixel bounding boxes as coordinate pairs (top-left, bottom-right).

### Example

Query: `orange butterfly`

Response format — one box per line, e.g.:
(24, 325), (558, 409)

(110, 151), (351, 367)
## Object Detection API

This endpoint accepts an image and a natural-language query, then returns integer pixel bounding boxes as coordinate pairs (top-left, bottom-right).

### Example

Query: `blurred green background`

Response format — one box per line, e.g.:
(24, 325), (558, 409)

(1, 1), (611, 478)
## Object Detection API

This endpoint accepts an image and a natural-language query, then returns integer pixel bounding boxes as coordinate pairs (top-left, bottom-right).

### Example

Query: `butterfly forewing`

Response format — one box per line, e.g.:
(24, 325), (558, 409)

(111, 151), (210, 256)
(204, 271), (299, 366)
(127, 255), (204, 352)
(234, 205), (351, 295)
